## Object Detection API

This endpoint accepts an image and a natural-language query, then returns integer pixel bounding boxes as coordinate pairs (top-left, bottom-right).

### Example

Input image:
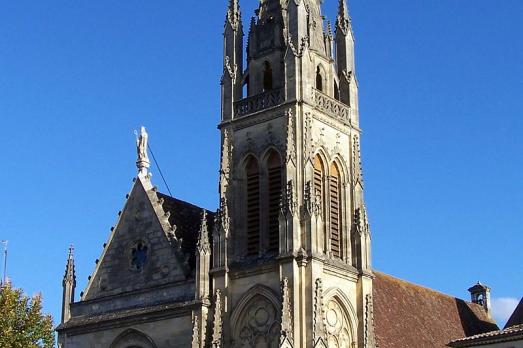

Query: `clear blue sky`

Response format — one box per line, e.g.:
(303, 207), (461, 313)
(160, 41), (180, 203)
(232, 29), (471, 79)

(1, 0), (521, 328)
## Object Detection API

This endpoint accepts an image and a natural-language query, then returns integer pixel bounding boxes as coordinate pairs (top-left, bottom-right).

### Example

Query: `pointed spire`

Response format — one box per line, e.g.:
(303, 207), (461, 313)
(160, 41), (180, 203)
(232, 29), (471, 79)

(63, 245), (76, 287)
(336, 0), (352, 34)
(226, 0), (242, 30)
(197, 210), (211, 254)
(61, 245), (76, 323)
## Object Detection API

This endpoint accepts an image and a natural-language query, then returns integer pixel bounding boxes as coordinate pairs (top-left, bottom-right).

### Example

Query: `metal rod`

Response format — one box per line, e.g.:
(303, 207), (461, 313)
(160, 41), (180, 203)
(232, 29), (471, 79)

(1, 241), (7, 285)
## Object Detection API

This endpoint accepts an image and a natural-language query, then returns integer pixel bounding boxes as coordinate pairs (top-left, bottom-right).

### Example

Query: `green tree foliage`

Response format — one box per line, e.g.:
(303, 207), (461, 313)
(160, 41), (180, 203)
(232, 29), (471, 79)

(0, 283), (55, 348)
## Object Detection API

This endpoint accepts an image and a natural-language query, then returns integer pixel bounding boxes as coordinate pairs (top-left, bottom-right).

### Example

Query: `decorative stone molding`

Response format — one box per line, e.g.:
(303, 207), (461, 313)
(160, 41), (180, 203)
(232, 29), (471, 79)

(220, 128), (233, 191)
(191, 316), (200, 348)
(285, 109), (297, 165)
(280, 278), (294, 346)
(223, 56), (238, 81)
(313, 279), (326, 345)
(365, 294), (376, 348)
(212, 290), (223, 348)
(281, 181), (297, 216)
(352, 135), (364, 185)
(304, 113), (313, 161)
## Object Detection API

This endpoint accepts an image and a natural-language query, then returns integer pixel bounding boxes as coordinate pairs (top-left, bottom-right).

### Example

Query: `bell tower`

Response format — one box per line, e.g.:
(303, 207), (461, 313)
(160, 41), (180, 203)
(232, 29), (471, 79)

(213, 0), (374, 346)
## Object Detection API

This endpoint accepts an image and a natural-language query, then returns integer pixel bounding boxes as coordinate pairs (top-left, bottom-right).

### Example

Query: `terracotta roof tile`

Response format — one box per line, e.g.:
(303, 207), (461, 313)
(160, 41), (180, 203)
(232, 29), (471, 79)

(448, 324), (523, 347)
(373, 271), (498, 348)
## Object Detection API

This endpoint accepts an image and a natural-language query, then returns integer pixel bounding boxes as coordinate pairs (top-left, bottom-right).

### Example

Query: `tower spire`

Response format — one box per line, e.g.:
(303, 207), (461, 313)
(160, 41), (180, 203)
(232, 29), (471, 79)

(226, 0), (241, 30)
(336, 0), (352, 34)
(61, 245), (76, 323)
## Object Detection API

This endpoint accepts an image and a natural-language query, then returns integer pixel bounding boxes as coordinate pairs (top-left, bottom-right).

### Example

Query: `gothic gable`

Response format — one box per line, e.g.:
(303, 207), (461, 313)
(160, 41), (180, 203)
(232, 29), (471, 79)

(82, 176), (190, 301)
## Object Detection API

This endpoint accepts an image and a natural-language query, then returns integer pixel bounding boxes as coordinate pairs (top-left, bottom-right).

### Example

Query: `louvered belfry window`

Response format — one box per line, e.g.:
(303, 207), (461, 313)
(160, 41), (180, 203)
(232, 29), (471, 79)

(246, 156), (260, 256)
(330, 163), (342, 259)
(267, 151), (282, 253)
(313, 156), (326, 253)
(313, 156), (324, 207)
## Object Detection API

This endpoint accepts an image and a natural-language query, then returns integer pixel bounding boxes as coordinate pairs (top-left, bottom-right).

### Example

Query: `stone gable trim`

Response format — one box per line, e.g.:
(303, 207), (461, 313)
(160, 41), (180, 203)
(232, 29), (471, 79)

(57, 300), (202, 336)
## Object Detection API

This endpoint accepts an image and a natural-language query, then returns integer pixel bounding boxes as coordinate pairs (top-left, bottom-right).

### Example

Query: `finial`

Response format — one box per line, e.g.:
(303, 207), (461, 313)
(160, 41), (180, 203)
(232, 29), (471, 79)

(63, 245), (76, 286)
(135, 126), (150, 176)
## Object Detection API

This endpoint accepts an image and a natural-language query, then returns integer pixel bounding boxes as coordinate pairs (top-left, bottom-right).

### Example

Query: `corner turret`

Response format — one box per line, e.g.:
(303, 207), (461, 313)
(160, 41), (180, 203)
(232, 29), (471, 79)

(222, 0), (244, 121)
(335, 0), (358, 110)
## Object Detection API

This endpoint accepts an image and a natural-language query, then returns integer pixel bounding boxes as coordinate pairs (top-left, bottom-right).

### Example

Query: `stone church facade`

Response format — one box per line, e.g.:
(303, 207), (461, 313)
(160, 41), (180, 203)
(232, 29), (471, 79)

(56, 1), (498, 347)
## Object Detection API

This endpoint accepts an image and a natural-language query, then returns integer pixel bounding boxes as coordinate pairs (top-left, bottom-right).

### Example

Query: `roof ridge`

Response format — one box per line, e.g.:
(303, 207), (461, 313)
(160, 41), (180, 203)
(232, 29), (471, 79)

(505, 297), (523, 328)
(373, 270), (481, 306)
(157, 192), (215, 213)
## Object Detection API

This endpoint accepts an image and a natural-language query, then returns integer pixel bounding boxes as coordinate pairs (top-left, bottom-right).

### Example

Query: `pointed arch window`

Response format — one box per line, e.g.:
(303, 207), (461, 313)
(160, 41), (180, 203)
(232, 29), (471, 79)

(330, 163), (342, 259)
(245, 156), (261, 256)
(316, 66), (324, 92)
(263, 61), (273, 91)
(266, 151), (282, 253)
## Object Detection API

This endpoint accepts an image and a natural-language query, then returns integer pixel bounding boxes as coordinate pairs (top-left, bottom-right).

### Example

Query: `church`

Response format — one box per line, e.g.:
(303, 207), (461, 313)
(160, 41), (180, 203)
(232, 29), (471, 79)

(56, 1), (499, 347)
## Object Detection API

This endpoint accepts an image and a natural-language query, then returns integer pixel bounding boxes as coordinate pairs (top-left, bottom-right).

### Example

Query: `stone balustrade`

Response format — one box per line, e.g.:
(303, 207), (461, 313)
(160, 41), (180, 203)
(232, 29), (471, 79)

(234, 88), (285, 118)
(311, 88), (352, 125)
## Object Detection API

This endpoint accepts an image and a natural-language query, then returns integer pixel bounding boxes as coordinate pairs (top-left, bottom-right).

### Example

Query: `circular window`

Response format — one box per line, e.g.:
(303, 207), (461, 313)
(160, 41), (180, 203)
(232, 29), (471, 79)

(130, 241), (148, 271)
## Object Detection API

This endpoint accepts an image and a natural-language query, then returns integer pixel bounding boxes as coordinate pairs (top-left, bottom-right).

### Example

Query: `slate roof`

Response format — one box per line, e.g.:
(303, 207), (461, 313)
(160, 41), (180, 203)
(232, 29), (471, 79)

(157, 192), (214, 269)
(505, 297), (523, 329)
(448, 324), (523, 347)
(373, 272), (498, 348)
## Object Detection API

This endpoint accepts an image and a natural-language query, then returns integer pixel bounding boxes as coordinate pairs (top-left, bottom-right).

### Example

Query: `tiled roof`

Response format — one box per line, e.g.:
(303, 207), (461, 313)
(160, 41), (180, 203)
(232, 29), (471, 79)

(448, 324), (523, 347)
(505, 298), (523, 329)
(373, 272), (498, 348)
(158, 192), (214, 269)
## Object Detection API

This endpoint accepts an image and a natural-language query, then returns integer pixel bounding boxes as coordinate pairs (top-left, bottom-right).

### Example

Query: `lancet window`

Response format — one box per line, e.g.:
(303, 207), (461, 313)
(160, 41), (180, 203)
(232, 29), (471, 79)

(263, 61), (273, 91)
(316, 66), (324, 92)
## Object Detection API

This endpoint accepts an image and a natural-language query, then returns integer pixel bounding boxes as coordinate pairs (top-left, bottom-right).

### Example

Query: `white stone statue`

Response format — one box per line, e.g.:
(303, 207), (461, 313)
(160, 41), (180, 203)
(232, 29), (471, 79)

(136, 126), (150, 175)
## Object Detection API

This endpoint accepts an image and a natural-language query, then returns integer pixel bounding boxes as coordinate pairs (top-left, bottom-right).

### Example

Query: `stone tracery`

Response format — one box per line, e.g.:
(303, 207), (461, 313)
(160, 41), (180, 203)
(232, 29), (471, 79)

(233, 294), (280, 348)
